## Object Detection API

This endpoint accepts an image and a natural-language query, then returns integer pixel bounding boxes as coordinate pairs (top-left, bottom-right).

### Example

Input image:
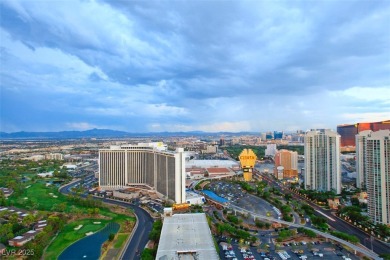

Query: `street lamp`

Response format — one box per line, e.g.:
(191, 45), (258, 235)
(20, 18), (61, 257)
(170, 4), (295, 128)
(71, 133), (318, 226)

(364, 236), (373, 252)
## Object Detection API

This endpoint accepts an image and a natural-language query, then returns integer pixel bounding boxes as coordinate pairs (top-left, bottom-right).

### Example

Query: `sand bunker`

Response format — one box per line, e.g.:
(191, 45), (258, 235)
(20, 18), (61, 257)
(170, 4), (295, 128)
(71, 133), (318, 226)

(74, 225), (83, 230)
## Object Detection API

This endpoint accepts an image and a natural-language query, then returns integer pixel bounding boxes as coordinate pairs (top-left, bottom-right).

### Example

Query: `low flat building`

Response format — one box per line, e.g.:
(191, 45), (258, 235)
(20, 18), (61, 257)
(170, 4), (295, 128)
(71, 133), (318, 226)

(9, 230), (40, 247)
(156, 213), (219, 260)
(186, 167), (206, 180)
(33, 220), (47, 231)
(185, 191), (205, 205)
(0, 187), (13, 197)
(186, 159), (239, 169)
(37, 171), (53, 178)
(0, 206), (29, 220)
(206, 167), (233, 177)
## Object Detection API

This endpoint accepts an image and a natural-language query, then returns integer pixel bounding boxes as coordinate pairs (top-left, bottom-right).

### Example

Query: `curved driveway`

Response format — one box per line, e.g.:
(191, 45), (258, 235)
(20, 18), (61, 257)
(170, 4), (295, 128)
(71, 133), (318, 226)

(59, 181), (154, 260)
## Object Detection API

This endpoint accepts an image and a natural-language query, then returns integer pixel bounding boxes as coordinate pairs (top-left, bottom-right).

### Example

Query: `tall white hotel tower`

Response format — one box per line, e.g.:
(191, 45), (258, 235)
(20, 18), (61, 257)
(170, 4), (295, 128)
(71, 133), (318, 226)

(356, 130), (390, 225)
(304, 129), (341, 194)
(99, 142), (186, 203)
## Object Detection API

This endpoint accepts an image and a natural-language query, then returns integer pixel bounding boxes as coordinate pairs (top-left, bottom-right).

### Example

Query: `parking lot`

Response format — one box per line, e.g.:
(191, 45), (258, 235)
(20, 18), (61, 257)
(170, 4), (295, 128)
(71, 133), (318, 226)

(218, 239), (360, 260)
(208, 181), (278, 220)
(146, 200), (164, 213)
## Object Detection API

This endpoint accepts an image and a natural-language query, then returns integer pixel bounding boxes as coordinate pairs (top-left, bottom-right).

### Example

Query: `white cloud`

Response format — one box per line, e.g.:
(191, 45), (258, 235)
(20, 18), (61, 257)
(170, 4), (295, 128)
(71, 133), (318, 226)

(144, 103), (188, 117)
(197, 121), (251, 132)
(340, 112), (390, 123)
(330, 86), (390, 102)
(1, 0), (389, 132)
(148, 121), (251, 132)
(65, 122), (97, 130)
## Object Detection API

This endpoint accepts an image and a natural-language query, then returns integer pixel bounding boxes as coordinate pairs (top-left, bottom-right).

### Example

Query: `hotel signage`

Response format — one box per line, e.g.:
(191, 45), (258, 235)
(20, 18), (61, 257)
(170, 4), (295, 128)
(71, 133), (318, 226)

(239, 149), (257, 168)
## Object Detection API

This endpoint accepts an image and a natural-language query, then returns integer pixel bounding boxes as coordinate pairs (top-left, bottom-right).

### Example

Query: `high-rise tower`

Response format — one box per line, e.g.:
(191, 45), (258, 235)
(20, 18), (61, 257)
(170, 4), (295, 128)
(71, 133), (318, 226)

(274, 149), (298, 179)
(304, 129), (341, 194)
(99, 142), (186, 203)
(356, 130), (390, 224)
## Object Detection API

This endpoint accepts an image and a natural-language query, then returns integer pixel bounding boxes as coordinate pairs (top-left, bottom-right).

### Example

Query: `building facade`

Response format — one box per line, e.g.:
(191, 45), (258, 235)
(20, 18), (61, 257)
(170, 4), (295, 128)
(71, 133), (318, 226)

(337, 124), (358, 147)
(99, 143), (186, 203)
(274, 149), (298, 179)
(337, 120), (390, 147)
(274, 131), (284, 140)
(265, 144), (278, 157)
(356, 130), (390, 224)
(45, 153), (63, 160)
(304, 129), (341, 194)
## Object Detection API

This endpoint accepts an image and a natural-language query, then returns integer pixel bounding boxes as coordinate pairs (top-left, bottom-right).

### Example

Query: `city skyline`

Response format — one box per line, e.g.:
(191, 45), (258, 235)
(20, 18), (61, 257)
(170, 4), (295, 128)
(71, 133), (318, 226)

(1, 0), (389, 133)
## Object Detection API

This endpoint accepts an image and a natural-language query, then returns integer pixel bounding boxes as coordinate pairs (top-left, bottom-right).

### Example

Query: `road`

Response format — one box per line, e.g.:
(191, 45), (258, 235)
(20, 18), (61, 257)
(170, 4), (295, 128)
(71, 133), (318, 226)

(230, 204), (381, 260)
(59, 180), (154, 260)
(258, 171), (390, 256)
(288, 188), (390, 255)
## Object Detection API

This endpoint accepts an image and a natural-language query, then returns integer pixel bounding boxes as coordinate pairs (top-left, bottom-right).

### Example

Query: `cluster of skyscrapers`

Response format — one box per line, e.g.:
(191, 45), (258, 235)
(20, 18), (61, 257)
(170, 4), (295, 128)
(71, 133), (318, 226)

(304, 120), (390, 224)
(98, 120), (389, 225)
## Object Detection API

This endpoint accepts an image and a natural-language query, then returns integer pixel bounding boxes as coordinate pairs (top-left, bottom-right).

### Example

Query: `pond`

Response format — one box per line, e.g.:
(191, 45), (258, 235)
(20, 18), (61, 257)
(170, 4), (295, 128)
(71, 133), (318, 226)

(58, 222), (120, 260)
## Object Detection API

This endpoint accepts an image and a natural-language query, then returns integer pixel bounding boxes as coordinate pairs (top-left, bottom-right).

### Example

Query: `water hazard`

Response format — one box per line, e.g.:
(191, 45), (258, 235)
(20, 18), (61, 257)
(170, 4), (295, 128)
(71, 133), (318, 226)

(58, 222), (120, 260)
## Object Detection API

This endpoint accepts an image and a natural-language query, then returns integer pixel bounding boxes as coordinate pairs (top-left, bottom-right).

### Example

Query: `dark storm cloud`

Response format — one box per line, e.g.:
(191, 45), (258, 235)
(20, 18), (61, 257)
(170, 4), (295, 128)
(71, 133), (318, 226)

(0, 0), (389, 132)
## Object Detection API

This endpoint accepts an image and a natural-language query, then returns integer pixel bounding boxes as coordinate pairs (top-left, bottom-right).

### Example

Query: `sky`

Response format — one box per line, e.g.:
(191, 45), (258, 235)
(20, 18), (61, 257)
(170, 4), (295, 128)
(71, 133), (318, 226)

(1, 0), (389, 133)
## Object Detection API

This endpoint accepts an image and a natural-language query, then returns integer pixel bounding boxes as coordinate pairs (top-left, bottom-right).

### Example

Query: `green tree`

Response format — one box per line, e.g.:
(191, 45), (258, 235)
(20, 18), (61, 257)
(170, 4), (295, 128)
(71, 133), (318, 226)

(22, 214), (37, 227)
(109, 233), (115, 241)
(8, 213), (19, 225)
(0, 223), (13, 243)
(51, 202), (67, 212)
(277, 229), (294, 241)
(0, 190), (6, 206)
(227, 214), (241, 224)
(330, 231), (359, 243)
(141, 248), (157, 260)
(47, 215), (65, 231)
(149, 220), (163, 241)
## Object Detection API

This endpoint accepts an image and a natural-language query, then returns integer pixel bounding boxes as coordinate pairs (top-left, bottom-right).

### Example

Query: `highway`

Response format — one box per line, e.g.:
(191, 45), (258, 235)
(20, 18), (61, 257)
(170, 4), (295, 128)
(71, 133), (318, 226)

(59, 180), (154, 260)
(258, 171), (390, 256)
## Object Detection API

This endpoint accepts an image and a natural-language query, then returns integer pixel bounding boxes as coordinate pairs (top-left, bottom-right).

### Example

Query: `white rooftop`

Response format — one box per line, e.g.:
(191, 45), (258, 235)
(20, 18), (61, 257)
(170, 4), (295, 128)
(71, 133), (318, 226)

(186, 191), (204, 200)
(156, 213), (219, 260)
(186, 159), (239, 168)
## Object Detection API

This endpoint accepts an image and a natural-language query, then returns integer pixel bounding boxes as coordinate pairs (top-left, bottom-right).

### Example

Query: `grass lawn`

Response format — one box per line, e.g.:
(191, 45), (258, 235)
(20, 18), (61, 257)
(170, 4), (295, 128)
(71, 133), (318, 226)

(6, 180), (136, 259)
(44, 218), (110, 260)
(114, 234), (129, 248)
(8, 182), (71, 211)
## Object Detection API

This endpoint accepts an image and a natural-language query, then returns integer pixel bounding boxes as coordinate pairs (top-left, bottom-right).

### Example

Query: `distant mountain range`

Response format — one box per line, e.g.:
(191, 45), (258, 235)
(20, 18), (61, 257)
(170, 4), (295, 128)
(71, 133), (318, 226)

(0, 128), (257, 139)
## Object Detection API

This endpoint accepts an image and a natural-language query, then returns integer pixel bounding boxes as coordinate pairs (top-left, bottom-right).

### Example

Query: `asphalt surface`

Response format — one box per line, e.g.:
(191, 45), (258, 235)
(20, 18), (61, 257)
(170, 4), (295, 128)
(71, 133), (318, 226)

(288, 188), (390, 255)
(259, 172), (390, 256)
(103, 198), (153, 260)
(208, 181), (278, 220)
(59, 180), (154, 260)
(231, 204), (380, 259)
(219, 240), (361, 260)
